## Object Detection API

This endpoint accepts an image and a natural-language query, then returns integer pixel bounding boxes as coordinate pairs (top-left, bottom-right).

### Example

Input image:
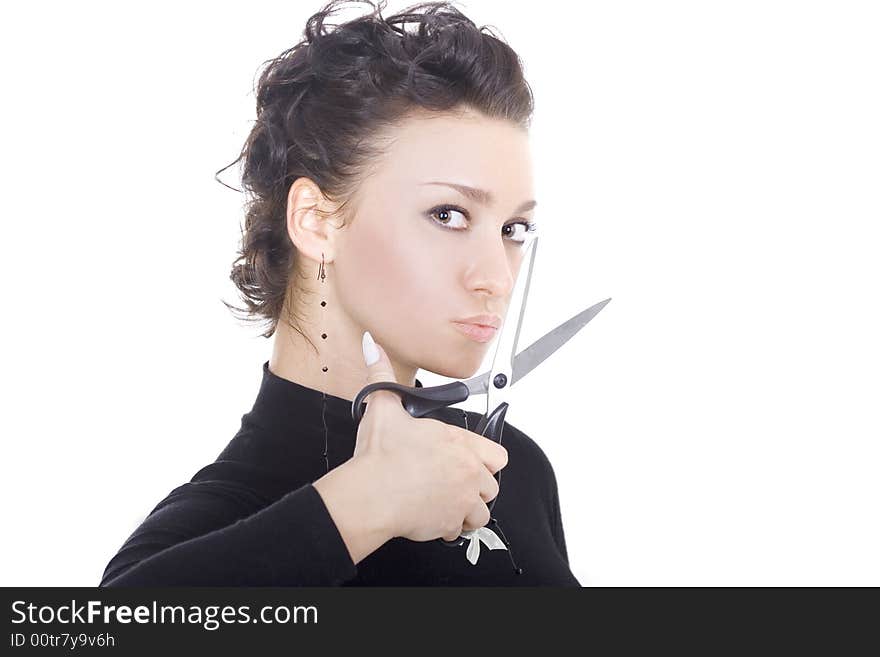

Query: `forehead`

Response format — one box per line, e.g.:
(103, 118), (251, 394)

(369, 108), (534, 201)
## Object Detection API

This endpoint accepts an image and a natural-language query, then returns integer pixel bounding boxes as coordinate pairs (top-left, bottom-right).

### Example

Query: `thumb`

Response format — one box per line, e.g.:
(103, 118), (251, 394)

(361, 331), (401, 407)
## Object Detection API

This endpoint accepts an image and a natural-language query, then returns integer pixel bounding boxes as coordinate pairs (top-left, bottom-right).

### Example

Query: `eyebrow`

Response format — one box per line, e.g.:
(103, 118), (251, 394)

(421, 181), (537, 215)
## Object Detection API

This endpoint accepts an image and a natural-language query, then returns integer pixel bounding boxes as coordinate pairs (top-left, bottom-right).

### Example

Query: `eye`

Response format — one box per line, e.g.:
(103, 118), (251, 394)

(426, 204), (539, 244)
(427, 205), (469, 230)
(502, 221), (539, 244)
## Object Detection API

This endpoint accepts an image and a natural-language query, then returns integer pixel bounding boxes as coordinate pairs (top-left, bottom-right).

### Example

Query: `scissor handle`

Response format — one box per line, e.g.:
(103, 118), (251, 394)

(350, 380), (470, 423)
(438, 401), (509, 548)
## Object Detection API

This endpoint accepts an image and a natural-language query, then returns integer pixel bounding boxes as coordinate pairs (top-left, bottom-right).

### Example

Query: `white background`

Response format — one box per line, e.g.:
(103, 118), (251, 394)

(1, 0), (877, 586)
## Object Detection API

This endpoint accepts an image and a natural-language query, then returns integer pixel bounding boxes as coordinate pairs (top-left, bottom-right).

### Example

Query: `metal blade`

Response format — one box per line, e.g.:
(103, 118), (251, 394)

(462, 296), (611, 395)
(511, 297), (611, 385)
(461, 236), (538, 399)
(483, 235), (540, 415)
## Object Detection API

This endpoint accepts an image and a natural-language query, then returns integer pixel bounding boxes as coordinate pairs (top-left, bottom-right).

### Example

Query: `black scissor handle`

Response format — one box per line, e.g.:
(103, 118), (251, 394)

(350, 380), (470, 423)
(439, 401), (509, 548)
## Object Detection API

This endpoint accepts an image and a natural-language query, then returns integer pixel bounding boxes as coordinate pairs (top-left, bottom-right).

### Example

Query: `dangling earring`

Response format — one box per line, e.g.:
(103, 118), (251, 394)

(318, 252), (330, 474)
(317, 251), (326, 283)
(318, 252), (328, 361)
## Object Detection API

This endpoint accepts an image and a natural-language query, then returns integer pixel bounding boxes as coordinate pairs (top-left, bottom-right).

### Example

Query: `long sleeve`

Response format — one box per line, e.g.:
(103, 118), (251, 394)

(100, 481), (358, 586)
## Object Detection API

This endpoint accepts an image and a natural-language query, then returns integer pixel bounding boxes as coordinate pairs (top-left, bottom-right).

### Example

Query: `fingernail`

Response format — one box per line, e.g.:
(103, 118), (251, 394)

(362, 330), (379, 366)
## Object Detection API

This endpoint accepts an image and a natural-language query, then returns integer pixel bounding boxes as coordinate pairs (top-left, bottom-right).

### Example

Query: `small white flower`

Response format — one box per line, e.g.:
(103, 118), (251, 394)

(460, 526), (508, 565)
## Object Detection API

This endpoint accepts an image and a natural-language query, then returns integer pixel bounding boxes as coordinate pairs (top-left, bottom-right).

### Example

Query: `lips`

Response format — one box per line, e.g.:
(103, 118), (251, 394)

(452, 322), (498, 343)
(455, 314), (502, 329)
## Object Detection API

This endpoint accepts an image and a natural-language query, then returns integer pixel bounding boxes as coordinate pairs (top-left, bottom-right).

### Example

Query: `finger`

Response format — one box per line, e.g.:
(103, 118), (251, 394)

(441, 523), (464, 542)
(462, 500), (491, 533)
(361, 331), (403, 408)
(463, 433), (509, 475)
(477, 466), (500, 504)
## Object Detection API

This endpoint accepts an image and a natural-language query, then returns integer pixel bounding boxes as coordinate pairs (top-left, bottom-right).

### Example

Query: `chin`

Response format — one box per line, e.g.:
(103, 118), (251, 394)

(425, 346), (487, 380)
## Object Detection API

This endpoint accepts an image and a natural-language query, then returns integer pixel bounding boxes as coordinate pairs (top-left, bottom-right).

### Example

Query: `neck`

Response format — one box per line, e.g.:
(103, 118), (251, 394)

(269, 308), (418, 403)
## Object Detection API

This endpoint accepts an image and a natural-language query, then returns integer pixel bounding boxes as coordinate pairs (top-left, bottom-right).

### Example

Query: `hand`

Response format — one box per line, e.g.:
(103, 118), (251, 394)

(353, 331), (508, 542)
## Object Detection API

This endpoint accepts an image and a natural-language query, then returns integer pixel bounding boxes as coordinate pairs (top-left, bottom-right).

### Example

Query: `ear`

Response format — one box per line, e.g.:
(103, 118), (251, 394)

(285, 177), (342, 264)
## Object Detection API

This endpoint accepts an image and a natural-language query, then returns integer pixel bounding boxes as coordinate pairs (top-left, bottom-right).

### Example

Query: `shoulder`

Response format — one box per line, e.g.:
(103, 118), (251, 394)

(138, 461), (271, 525)
(179, 457), (303, 507)
(195, 417), (319, 501)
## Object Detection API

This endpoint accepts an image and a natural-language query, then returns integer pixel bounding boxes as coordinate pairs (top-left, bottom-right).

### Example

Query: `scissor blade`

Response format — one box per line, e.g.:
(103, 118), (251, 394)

(460, 237), (538, 400)
(483, 235), (540, 414)
(462, 296), (611, 397)
(511, 297), (611, 386)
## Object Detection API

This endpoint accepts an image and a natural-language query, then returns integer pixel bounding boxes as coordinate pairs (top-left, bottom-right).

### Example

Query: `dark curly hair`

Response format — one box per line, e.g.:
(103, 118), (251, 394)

(216, 0), (535, 341)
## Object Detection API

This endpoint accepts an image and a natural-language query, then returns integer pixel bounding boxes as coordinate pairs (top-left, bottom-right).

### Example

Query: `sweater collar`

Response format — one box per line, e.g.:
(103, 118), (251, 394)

(249, 360), (424, 437)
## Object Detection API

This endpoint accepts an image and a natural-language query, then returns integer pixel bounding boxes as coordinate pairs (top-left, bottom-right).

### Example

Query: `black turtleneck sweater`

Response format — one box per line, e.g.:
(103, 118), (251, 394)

(99, 361), (580, 586)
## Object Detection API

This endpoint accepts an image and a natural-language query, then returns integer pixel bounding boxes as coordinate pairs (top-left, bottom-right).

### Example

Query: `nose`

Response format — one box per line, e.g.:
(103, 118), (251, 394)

(462, 231), (518, 300)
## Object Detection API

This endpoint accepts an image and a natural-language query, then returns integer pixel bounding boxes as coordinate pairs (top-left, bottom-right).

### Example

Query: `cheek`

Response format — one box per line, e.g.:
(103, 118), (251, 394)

(336, 217), (448, 321)
(335, 219), (489, 376)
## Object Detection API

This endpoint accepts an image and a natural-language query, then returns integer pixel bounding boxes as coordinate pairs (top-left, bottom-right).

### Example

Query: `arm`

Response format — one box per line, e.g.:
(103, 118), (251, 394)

(312, 456), (394, 565)
(100, 459), (390, 586)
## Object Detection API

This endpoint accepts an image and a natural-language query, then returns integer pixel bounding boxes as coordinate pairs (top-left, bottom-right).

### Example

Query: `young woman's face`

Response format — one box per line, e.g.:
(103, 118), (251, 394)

(333, 107), (537, 380)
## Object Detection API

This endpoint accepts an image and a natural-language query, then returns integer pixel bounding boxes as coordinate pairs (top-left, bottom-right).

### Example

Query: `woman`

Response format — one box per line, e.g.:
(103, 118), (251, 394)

(100, 0), (579, 586)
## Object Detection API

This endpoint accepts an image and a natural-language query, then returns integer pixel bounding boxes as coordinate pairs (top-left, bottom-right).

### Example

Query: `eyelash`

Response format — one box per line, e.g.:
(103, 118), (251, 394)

(425, 204), (538, 243)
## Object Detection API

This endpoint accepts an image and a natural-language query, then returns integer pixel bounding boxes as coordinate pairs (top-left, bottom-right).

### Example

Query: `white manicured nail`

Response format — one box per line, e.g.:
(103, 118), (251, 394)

(362, 331), (379, 366)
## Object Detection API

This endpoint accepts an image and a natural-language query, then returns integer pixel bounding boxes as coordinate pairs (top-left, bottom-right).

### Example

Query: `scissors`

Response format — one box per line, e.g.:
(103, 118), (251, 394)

(350, 235), (611, 549)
